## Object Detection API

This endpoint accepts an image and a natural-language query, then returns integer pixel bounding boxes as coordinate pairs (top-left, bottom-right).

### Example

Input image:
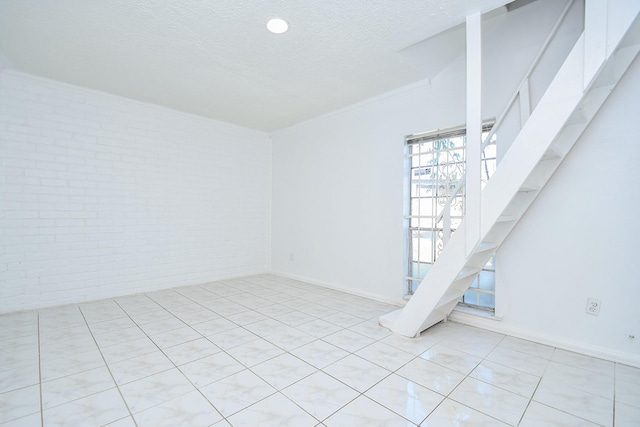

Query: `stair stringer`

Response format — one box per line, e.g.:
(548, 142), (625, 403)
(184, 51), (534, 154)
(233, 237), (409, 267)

(380, 7), (640, 339)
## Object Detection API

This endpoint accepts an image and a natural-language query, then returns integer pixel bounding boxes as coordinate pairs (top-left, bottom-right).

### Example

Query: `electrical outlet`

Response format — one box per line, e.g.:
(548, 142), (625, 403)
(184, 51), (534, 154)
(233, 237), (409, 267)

(586, 298), (601, 316)
(289, 253), (294, 261)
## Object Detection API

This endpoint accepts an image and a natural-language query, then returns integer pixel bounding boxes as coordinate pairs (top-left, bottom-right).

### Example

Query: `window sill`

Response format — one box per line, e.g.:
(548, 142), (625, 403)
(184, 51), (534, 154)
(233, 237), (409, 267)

(452, 304), (501, 321)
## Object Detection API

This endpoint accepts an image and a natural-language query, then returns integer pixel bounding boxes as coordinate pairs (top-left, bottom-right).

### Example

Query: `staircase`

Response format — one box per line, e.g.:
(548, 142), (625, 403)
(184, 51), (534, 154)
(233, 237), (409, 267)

(380, 0), (640, 338)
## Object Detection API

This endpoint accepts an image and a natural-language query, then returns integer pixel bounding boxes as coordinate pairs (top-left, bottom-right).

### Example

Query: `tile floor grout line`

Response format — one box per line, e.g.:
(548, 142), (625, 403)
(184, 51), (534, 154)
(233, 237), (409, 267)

(109, 295), (219, 399)
(421, 331), (528, 426)
(77, 304), (140, 427)
(442, 355), (523, 427)
(2, 274), (635, 426)
(331, 326), (445, 421)
(90, 300), (208, 418)
(113, 288), (308, 426)
(208, 301), (355, 425)
(37, 312), (44, 427)
(219, 296), (333, 425)
(322, 366), (404, 424)
(530, 400), (606, 427)
(244, 299), (391, 425)
(515, 392), (536, 426)
(612, 363), (617, 427)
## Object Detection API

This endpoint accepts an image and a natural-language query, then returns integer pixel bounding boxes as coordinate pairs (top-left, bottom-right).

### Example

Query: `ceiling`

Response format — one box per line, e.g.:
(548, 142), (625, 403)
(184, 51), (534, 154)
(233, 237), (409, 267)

(0, 0), (514, 131)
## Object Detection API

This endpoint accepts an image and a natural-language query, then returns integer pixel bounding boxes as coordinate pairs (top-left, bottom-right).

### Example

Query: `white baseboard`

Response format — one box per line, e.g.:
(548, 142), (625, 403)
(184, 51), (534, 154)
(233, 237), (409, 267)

(269, 270), (639, 367)
(268, 269), (405, 307)
(449, 310), (640, 368)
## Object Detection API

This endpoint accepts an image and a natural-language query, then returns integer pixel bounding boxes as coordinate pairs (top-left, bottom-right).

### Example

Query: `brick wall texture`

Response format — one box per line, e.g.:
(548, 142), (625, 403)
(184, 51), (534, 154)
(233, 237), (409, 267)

(0, 70), (271, 312)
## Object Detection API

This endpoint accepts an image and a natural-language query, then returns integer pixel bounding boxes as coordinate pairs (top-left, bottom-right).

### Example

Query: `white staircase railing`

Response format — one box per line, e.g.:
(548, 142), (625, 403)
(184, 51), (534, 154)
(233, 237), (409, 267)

(432, 0), (579, 259)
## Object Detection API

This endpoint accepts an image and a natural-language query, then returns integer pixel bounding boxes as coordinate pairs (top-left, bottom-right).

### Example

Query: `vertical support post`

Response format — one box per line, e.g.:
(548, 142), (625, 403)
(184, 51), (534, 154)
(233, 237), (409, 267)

(584, 0), (607, 89)
(465, 12), (482, 256)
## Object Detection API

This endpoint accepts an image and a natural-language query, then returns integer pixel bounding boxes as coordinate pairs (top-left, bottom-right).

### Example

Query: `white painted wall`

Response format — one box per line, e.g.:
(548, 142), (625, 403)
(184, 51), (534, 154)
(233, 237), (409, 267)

(271, 0), (639, 362)
(490, 54), (640, 363)
(271, 0), (574, 303)
(271, 83), (430, 303)
(0, 71), (271, 312)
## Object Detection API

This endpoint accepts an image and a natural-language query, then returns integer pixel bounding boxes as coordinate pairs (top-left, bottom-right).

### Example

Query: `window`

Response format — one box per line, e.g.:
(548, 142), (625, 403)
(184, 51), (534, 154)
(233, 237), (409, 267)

(405, 124), (496, 311)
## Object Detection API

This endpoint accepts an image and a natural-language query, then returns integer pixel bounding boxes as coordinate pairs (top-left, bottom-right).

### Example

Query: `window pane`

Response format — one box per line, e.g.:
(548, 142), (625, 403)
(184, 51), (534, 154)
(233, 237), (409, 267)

(468, 276), (479, 290)
(463, 290), (479, 305)
(406, 124), (496, 311)
(479, 270), (495, 291)
(410, 230), (434, 264)
(479, 292), (495, 308)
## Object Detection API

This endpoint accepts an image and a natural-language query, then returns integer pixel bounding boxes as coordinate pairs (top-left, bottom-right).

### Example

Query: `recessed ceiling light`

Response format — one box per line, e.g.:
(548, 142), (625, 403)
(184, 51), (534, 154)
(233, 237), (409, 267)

(267, 18), (289, 34)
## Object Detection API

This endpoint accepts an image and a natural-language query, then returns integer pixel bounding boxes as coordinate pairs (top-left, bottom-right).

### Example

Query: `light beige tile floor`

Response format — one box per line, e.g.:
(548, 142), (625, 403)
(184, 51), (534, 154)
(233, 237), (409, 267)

(0, 274), (638, 426)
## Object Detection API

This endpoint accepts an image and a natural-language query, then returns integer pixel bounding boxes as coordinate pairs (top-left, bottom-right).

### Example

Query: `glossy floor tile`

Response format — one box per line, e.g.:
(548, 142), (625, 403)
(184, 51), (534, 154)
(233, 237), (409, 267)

(0, 274), (637, 426)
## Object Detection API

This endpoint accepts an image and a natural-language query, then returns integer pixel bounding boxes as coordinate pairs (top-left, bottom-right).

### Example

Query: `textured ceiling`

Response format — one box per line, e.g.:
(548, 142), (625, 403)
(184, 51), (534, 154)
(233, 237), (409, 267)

(0, 0), (513, 131)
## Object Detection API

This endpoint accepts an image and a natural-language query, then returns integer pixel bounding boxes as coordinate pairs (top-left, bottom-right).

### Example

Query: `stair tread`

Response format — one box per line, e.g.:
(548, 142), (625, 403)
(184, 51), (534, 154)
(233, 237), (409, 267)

(475, 241), (498, 252)
(541, 148), (562, 160)
(519, 185), (539, 192)
(436, 296), (463, 310)
(455, 267), (480, 280)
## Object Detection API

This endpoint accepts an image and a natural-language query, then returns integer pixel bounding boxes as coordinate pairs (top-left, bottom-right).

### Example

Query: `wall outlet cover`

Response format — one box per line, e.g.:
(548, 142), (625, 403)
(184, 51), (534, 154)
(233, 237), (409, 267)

(586, 298), (601, 316)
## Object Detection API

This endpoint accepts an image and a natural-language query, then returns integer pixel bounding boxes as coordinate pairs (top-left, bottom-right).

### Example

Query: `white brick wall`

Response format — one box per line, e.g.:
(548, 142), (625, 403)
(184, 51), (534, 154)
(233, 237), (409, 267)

(0, 70), (271, 312)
